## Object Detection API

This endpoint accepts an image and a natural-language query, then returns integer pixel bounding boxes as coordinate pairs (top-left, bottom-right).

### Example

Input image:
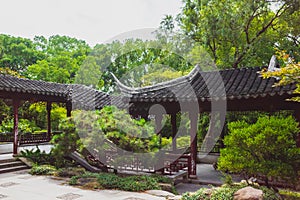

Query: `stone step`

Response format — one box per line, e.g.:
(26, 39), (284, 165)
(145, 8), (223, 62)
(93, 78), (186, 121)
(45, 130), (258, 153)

(0, 161), (25, 169)
(0, 158), (29, 174)
(0, 158), (16, 163)
(0, 165), (29, 174)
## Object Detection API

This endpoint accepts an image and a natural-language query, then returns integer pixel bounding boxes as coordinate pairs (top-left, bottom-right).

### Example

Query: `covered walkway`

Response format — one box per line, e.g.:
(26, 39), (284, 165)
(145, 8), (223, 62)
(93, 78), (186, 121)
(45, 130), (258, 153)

(1, 64), (299, 178)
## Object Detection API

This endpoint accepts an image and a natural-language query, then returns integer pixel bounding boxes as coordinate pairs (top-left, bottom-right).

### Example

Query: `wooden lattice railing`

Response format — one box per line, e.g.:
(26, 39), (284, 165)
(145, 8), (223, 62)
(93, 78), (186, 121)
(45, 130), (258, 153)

(89, 149), (192, 177)
(0, 132), (51, 145)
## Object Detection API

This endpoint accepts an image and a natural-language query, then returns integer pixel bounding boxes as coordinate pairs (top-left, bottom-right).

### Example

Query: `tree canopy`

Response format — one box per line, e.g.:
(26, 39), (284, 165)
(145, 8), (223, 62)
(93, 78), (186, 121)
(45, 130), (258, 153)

(177, 0), (300, 68)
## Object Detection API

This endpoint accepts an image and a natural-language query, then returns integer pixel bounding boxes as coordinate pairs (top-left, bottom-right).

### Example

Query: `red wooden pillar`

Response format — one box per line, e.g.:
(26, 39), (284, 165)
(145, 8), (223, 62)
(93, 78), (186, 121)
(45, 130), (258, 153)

(46, 102), (52, 141)
(66, 102), (72, 117)
(189, 111), (198, 178)
(13, 99), (19, 155)
(171, 113), (177, 151)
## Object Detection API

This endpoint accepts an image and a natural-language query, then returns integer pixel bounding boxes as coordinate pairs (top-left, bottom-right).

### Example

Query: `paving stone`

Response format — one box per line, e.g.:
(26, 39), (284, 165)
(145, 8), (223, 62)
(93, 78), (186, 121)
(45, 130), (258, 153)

(13, 169), (30, 174)
(56, 193), (82, 200)
(0, 182), (19, 188)
(122, 198), (146, 200)
(18, 175), (35, 179)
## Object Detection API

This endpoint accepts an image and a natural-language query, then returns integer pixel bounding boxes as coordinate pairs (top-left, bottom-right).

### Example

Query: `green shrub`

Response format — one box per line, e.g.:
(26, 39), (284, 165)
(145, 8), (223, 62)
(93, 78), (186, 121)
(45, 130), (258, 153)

(221, 172), (233, 186)
(218, 115), (300, 186)
(95, 106), (160, 153)
(279, 189), (300, 200)
(181, 183), (280, 200)
(50, 117), (82, 168)
(30, 164), (56, 175)
(55, 167), (86, 178)
(150, 174), (173, 184)
(19, 147), (52, 164)
(176, 136), (190, 149)
(69, 172), (162, 192)
(0, 118), (39, 133)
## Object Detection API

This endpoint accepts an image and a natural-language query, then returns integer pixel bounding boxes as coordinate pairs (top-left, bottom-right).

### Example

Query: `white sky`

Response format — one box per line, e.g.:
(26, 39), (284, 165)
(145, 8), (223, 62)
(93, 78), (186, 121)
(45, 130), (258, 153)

(0, 0), (182, 47)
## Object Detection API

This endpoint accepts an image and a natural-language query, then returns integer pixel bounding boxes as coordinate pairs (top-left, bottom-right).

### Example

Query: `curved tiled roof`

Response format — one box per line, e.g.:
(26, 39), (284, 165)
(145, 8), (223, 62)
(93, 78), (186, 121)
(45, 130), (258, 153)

(113, 65), (296, 103)
(0, 75), (69, 97)
(0, 65), (296, 109)
(0, 75), (111, 110)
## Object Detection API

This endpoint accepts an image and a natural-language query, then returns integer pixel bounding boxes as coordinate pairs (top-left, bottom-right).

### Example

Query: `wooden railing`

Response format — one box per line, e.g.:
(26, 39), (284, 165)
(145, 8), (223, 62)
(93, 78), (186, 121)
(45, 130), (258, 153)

(163, 153), (191, 176)
(0, 132), (51, 145)
(0, 133), (14, 143)
(98, 149), (192, 177)
(19, 132), (50, 145)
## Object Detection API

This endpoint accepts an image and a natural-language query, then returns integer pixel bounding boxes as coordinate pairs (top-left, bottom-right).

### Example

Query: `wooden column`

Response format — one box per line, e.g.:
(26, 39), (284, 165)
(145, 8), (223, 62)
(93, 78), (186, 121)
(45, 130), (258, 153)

(46, 102), (52, 141)
(66, 102), (72, 117)
(189, 111), (198, 178)
(171, 113), (177, 151)
(13, 99), (19, 155)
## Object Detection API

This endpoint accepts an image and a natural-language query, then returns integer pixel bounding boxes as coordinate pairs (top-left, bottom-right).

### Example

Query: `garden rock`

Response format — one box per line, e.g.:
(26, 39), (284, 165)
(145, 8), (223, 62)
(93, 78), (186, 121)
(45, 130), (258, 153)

(233, 186), (263, 200)
(167, 195), (182, 200)
(145, 190), (175, 198)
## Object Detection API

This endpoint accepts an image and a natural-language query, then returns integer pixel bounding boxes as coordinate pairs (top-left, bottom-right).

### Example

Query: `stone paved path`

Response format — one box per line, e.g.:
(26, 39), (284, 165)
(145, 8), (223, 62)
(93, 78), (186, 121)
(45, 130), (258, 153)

(0, 170), (165, 200)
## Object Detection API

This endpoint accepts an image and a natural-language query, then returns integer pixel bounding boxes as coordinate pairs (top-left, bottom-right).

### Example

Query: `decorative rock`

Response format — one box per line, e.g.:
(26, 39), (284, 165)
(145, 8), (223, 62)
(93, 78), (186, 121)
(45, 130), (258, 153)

(145, 190), (175, 198)
(159, 183), (174, 193)
(233, 186), (263, 200)
(167, 195), (182, 200)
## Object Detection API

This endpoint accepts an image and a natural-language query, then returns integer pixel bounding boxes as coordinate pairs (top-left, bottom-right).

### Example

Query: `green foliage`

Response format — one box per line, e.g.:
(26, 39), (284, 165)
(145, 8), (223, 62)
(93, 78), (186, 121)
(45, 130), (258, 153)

(182, 183), (280, 200)
(176, 136), (190, 149)
(141, 66), (184, 86)
(0, 67), (21, 77)
(30, 164), (56, 175)
(75, 56), (103, 89)
(69, 172), (162, 192)
(25, 60), (71, 83)
(0, 34), (45, 72)
(218, 115), (300, 185)
(55, 167), (86, 178)
(94, 106), (162, 153)
(0, 118), (39, 133)
(28, 102), (66, 131)
(50, 117), (82, 168)
(19, 147), (52, 164)
(177, 0), (299, 68)
(279, 190), (300, 200)
(221, 172), (233, 186)
(23, 35), (91, 83)
(94, 39), (192, 92)
(262, 51), (300, 102)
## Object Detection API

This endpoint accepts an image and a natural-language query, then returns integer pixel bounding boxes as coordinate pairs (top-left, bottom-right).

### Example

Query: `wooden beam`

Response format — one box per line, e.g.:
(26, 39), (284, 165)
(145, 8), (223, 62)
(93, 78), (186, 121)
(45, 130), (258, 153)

(13, 99), (19, 155)
(46, 102), (52, 141)
(189, 111), (198, 178)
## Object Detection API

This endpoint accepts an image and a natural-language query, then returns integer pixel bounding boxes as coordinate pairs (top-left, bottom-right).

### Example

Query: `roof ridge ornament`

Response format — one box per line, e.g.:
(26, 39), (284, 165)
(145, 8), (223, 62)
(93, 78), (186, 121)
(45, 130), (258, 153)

(267, 55), (280, 72)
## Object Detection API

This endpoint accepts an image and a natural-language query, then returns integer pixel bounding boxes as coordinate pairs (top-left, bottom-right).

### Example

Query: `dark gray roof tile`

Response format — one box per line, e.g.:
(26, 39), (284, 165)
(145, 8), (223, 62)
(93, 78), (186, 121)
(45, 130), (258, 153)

(113, 66), (296, 103)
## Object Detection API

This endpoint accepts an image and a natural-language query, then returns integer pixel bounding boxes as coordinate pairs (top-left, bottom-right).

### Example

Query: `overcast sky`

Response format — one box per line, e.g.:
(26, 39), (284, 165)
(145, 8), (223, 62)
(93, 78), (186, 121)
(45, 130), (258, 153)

(0, 0), (182, 46)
